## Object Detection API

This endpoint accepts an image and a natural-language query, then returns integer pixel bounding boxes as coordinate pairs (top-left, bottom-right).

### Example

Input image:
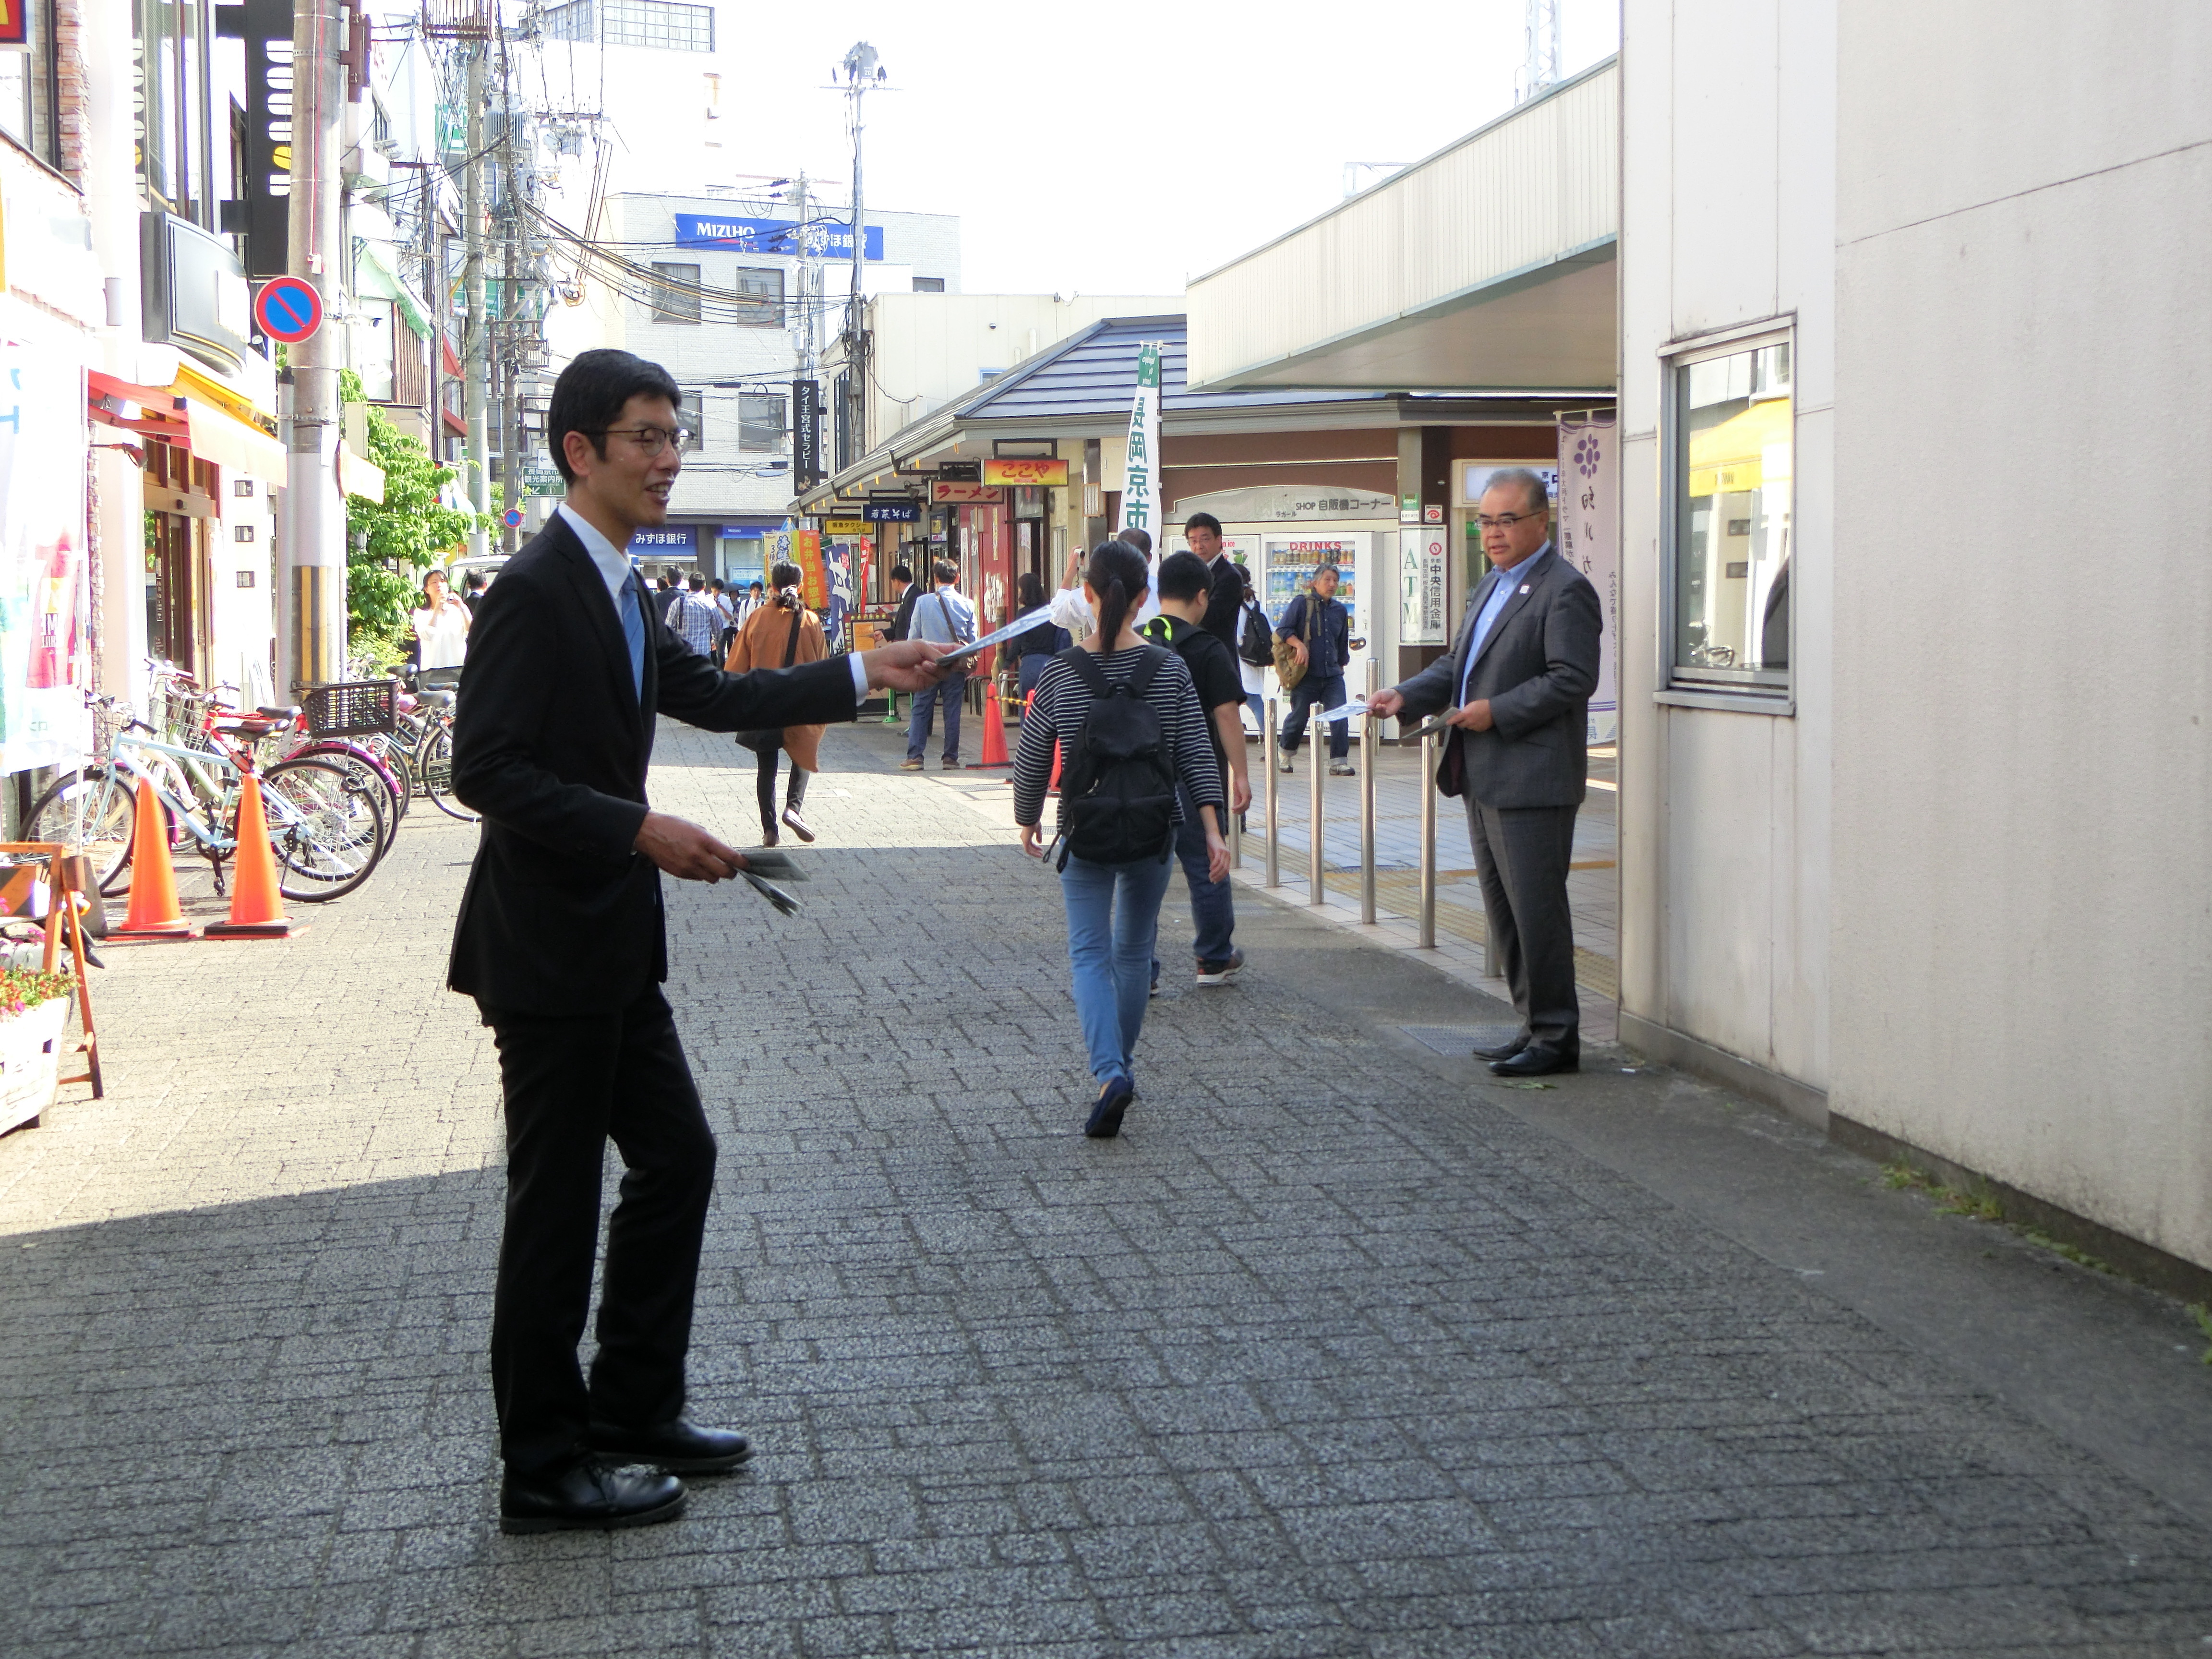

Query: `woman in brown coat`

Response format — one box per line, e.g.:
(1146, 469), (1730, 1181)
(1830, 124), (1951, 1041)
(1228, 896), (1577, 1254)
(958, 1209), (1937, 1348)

(725, 560), (829, 845)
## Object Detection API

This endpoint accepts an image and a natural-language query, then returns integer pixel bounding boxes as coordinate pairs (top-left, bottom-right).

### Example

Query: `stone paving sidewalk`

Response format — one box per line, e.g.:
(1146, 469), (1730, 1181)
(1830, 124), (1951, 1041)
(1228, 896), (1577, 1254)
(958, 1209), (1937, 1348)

(0, 719), (2209, 1657)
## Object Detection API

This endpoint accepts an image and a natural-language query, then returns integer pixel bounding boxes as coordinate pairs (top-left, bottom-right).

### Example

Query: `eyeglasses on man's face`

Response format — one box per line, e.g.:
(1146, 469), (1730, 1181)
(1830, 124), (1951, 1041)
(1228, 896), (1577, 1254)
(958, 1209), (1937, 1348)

(594, 424), (693, 457)
(1476, 511), (1543, 531)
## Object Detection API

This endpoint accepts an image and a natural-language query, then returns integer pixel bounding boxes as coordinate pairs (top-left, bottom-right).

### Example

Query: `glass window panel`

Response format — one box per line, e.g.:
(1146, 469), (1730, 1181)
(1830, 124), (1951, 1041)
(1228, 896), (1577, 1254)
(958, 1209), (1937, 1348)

(738, 394), (785, 451)
(1673, 340), (1792, 681)
(649, 261), (700, 323)
(732, 266), (781, 328)
(601, 0), (711, 52)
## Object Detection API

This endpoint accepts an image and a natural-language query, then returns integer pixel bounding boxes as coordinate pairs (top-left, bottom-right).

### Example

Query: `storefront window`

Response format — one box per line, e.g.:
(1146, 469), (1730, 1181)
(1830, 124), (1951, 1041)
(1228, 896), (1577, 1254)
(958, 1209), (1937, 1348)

(738, 394), (785, 451)
(0, 0), (58, 167)
(1671, 336), (1792, 689)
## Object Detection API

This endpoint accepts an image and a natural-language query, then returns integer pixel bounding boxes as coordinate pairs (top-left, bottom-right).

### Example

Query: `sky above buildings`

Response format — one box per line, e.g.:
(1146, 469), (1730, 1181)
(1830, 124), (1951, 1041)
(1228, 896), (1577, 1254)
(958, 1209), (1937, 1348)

(668, 0), (1618, 297)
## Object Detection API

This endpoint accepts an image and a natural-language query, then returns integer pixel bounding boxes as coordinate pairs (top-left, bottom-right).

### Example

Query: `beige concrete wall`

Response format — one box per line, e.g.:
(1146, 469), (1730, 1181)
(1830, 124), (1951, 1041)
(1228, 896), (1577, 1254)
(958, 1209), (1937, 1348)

(1830, 1), (2212, 1266)
(1616, 0), (1836, 1090)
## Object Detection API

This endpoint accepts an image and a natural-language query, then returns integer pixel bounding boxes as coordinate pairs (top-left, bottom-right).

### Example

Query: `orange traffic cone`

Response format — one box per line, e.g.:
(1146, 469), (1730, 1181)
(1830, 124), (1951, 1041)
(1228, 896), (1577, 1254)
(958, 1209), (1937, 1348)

(111, 776), (191, 938)
(204, 769), (291, 938)
(975, 682), (1011, 768)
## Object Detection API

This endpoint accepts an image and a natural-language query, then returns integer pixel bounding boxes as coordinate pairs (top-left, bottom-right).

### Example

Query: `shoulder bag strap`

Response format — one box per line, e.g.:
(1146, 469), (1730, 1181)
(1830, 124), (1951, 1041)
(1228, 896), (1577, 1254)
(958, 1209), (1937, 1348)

(781, 608), (803, 667)
(935, 590), (971, 643)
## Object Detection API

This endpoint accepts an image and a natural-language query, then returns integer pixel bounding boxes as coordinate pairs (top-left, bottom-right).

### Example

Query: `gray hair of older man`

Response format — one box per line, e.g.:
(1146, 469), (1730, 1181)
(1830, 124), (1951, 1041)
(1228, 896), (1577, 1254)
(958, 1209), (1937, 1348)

(1480, 467), (1551, 517)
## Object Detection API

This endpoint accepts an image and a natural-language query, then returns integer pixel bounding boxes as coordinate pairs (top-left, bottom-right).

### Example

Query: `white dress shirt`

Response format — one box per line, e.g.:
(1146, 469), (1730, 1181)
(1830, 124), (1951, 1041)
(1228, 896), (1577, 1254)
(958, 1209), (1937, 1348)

(556, 503), (867, 698)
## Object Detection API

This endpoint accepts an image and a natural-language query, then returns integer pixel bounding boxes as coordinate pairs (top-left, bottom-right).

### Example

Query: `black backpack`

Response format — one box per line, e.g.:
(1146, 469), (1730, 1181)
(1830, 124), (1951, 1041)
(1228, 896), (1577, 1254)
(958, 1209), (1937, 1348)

(1055, 646), (1177, 869)
(1238, 601), (1275, 668)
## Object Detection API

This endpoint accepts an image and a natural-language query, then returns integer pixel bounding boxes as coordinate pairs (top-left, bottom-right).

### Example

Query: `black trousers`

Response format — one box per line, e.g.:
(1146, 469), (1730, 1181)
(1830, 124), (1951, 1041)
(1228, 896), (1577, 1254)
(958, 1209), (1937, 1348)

(1464, 797), (1581, 1054)
(481, 986), (716, 1476)
(755, 744), (809, 830)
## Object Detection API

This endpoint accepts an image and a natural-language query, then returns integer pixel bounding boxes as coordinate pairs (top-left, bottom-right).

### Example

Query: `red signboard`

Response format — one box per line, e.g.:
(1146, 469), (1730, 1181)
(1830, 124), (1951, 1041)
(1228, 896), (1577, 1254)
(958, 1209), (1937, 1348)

(930, 481), (1004, 505)
(981, 457), (1069, 488)
(0, 0), (28, 48)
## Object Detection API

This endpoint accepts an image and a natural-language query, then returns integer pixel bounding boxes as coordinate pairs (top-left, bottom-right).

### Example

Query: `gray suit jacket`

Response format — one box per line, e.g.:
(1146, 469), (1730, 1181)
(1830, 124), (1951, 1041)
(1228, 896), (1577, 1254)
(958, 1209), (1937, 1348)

(1395, 546), (1601, 809)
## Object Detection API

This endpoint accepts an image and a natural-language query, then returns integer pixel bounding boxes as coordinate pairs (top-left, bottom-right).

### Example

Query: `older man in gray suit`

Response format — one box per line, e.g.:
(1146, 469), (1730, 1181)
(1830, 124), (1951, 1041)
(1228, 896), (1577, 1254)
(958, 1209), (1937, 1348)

(1370, 469), (1601, 1077)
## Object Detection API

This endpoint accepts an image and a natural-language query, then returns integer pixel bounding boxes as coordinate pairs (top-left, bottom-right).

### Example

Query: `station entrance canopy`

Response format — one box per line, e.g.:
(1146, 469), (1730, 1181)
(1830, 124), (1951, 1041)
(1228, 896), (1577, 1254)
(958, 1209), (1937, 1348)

(1186, 58), (1618, 397)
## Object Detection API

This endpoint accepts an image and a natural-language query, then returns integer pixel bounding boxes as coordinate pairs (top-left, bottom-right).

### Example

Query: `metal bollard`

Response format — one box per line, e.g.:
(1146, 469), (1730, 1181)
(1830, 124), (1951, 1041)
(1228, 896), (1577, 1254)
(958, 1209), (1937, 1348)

(1308, 711), (1325, 906)
(1418, 728), (1437, 949)
(1359, 661), (1377, 925)
(1263, 697), (1280, 887)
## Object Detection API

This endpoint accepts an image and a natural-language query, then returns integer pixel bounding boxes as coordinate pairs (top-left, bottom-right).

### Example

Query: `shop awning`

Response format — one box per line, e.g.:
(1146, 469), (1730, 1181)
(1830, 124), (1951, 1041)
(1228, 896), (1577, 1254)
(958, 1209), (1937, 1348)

(184, 398), (286, 482)
(357, 243), (435, 341)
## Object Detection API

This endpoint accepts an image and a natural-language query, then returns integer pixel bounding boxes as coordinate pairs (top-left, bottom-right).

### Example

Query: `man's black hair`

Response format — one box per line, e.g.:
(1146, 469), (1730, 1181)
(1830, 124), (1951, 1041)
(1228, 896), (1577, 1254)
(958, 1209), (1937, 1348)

(687, 572), (705, 590)
(546, 348), (683, 484)
(890, 563), (914, 584)
(1119, 527), (1153, 557)
(931, 558), (958, 585)
(1183, 511), (1223, 538)
(463, 571), (486, 590)
(1156, 550), (1210, 603)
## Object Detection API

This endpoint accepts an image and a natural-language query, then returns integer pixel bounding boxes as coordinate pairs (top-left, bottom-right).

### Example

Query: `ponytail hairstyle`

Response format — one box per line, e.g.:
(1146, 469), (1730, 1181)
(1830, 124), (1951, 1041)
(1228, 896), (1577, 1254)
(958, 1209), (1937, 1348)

(770, 560), (804, 612)
(1085, 538), (1150, 645)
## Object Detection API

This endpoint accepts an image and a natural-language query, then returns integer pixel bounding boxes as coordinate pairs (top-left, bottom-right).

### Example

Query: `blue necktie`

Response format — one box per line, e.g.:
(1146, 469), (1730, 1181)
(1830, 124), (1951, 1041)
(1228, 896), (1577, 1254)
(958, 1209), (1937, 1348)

(619, 572), (646, 697)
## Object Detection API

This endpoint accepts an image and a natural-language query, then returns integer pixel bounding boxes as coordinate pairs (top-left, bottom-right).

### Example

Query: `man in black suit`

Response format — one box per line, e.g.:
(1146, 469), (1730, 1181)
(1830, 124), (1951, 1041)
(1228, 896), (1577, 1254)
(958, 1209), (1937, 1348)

(450, 349), (944, 1534)
(1183, 512), (1245, 652)
(1370, 468), (1600, 1079)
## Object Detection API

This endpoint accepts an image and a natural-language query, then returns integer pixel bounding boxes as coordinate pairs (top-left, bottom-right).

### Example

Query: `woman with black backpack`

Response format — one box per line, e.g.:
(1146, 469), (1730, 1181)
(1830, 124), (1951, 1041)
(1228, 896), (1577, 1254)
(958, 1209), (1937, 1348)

(1013, 540), (1228, 1139)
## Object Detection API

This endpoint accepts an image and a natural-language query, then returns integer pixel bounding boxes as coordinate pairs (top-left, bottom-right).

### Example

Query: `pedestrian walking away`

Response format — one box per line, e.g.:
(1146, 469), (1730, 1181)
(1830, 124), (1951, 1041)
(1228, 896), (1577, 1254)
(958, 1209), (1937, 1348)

(668, 572), (721, 658)
(462, 569), (489, 615)
(882, 563), (917, 726)
(1006, 570), (1072, 701)
(1368, 466), (1600, 1080)
(726, 561), (828, 848)
(447, 348), (946, 1536)
(1014, 539), (1227, 1139)
(1183, 512), (1246, 652)
(902, 559), (975, 769)
(1143, 550), (1252, 987)
(1275, 563), (1355, 774)
(652, 570), (683, 625)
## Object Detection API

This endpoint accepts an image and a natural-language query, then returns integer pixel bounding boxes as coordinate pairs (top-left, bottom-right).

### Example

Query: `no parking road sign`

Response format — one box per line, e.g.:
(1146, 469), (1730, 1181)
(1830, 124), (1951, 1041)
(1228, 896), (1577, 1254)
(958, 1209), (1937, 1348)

(502, 508), (523, 528)
(253, 278), (324, 344)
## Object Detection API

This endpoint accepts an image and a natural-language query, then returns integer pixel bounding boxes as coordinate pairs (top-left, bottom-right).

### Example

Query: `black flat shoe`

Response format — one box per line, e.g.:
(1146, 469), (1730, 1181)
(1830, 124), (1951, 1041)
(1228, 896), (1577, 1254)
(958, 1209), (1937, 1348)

(1472, 1034), (1528, 1062)
(1085, 1075), (1133, 1139)
(589, 1416), (753, 1474)
(499, 1459), (686, 1534)
(1489, 1046), (1578, 1078)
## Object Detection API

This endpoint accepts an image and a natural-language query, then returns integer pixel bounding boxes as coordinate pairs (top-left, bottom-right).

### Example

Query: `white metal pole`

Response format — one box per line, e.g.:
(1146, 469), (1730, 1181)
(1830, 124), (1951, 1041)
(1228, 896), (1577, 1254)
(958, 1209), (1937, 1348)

(1307, 714), (1324, 907)
(1419, 728), (1437, 949)
(1263, 695), (1279, 887)
(1359, 661), (1377, 924)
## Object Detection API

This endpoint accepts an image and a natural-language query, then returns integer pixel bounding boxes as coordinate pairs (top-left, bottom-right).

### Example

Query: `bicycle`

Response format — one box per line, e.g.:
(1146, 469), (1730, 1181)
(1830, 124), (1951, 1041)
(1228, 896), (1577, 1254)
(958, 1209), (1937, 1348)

(24, 693), (389, 902)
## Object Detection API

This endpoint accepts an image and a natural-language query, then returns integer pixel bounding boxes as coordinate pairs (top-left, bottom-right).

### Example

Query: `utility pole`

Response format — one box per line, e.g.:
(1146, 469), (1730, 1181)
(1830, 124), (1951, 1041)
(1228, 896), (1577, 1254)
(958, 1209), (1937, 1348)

(835, 42), (880, 471)
(463, 40), (490, 556)
(279, 0), (347, 689)
(1519, 0), (1562, 101)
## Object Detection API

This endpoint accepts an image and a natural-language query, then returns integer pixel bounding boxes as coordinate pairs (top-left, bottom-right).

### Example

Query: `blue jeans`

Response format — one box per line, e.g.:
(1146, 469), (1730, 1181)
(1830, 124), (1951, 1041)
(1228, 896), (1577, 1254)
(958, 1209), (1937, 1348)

(1155, 783), (1234, 969)
(1058, 850), (1174, 1085)
(1280, 672), (1349, 760)
(1246, 691), (1266, 732)
(1018, 653), (1053, 700)
(906, 673), (966, 761)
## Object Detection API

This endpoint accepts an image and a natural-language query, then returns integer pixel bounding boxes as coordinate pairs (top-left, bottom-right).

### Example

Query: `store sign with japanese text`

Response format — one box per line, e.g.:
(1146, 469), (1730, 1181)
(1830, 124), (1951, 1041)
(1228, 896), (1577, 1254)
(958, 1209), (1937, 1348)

(673, 215), (884, 260)
(1557, 416), (1619, 743)
(822, 518), (867, 536)
(1399, 526), (1449, 646)
(0, 342), (92, 772)
(980, 457), (1068, 488)
(864, 501), (920, 522)
(930, 481), (1003, 505)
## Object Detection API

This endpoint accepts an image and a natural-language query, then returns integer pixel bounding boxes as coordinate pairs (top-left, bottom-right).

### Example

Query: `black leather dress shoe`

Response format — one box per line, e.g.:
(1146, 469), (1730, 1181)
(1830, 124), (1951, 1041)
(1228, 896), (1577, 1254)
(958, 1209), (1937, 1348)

(1472, 1034), (1529, 1061)
(588, 1416), (753, 1474)
(500, 1460), (685, 1535)
(1489, 1046), (1578, 1078)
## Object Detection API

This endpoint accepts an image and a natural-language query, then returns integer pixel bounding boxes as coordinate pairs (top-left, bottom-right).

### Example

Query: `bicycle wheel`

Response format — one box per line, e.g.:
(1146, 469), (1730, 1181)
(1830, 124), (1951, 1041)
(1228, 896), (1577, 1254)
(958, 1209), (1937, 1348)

(293, 740), (405, 852)
(417, 723), (479, 823)
(354, 732), (415, 822)
(258, 757), (388, 902)
(24, 767), (135, 893)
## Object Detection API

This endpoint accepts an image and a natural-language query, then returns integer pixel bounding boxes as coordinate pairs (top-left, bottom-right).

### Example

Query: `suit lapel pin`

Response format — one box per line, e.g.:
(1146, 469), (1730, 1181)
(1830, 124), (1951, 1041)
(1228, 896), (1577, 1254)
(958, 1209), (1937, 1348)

(1519, 584), (1531, 594)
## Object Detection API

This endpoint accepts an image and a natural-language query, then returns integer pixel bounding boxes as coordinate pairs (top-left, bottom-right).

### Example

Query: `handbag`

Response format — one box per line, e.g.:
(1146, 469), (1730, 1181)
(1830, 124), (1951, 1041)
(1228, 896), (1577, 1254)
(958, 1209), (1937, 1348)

(1272, 594), (1314, 691)
(735, 607), (805, 754)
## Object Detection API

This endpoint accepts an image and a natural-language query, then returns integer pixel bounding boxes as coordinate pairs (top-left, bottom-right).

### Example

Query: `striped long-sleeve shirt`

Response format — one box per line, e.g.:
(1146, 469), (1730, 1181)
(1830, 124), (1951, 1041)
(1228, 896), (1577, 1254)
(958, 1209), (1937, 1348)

(1014, 644), (1226, 834)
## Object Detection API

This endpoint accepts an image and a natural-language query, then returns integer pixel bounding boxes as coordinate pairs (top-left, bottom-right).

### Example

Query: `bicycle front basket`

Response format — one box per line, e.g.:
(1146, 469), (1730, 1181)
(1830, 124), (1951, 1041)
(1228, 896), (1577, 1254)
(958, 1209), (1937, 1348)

(298, 679), (398, 737)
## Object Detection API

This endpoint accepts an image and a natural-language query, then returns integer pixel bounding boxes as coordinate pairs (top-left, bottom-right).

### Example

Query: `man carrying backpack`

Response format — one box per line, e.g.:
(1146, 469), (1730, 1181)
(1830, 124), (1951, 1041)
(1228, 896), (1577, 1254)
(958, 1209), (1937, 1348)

(1143, 552), (1252, 987)
(1012, 541), (1227, 1140)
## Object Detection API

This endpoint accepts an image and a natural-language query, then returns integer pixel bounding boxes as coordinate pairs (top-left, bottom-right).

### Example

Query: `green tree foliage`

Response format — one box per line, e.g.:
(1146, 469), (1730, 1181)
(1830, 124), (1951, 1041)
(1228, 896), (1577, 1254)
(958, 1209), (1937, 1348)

(338, 368), (489, 640)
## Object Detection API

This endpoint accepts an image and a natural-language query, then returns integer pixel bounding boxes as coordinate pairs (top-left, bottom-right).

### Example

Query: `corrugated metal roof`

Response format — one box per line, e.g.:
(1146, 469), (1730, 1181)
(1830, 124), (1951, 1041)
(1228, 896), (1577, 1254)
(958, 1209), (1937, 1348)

(957, 316), (1392, 423)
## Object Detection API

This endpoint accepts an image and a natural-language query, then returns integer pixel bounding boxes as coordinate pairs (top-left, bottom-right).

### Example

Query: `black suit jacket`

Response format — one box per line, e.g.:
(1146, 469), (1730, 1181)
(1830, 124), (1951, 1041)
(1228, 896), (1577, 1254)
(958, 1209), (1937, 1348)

(1395, 546), (1600, 810)
(1199, 554), (1244, 652)
(448, 515), (858, 1014)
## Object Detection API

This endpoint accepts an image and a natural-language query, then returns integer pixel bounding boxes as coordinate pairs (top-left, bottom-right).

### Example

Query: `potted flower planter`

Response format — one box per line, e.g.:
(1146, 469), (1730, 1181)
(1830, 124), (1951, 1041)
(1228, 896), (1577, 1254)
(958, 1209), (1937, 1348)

(0, 969), (74, 1136)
